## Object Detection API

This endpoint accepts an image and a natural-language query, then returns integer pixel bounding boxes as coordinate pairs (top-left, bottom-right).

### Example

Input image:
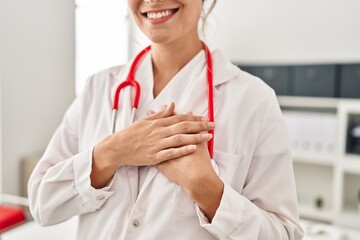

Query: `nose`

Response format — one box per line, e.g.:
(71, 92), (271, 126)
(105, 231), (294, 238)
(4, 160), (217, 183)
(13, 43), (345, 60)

(144, 0), (166, 3)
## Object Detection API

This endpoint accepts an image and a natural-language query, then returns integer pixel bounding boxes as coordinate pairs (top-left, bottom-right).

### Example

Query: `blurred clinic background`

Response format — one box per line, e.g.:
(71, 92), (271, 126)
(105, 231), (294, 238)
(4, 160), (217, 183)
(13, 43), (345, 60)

(1, 0), (360, 239)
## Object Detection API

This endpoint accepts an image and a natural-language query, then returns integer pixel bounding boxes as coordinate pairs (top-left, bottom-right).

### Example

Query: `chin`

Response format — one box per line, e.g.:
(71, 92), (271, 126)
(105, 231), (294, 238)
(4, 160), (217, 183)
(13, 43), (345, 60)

(147, 34), (175, 45)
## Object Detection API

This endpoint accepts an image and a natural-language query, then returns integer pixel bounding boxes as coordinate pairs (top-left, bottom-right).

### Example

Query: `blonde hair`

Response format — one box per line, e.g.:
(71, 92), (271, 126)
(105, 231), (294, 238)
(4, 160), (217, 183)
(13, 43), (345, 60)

(203, 0), (217, 20)
(200, 0), (217, 36)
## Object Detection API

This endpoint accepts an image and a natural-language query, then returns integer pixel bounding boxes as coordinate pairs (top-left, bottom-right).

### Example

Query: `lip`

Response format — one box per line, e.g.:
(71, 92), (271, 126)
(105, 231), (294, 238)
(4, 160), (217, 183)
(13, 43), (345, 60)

(141, 7), (180, 25)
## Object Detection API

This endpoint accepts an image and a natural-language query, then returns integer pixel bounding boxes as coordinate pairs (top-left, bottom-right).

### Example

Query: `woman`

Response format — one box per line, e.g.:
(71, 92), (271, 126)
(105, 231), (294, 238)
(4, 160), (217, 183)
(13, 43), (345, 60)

(28, 0), (304, 239)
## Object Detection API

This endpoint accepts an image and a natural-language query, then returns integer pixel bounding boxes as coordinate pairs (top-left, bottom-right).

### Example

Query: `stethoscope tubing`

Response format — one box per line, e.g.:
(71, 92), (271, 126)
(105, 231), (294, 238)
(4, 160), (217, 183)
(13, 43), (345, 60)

(111, 46), (151, 134)
(111, 43), (214, 159)
(203, 43), (214, 158)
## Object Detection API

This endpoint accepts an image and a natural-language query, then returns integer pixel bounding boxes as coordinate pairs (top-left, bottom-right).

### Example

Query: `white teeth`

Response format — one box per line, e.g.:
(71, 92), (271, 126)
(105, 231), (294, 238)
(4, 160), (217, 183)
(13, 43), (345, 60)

(146, 10), (172, 20)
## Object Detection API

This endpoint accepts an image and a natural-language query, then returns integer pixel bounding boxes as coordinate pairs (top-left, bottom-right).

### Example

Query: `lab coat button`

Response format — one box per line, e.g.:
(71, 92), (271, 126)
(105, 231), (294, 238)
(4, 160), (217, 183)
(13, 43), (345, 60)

(132, 220), (140, 228)
(96, 195), (105, 200)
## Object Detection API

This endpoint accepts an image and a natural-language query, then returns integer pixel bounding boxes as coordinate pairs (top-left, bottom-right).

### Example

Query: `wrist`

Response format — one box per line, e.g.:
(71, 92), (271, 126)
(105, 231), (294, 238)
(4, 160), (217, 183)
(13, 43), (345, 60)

(191, 174), (224, 203)
(184, 173), (224, 221)
(93, 142), (118, 170)
(91, 144), (118, 189)
(95, 134), (128, 168)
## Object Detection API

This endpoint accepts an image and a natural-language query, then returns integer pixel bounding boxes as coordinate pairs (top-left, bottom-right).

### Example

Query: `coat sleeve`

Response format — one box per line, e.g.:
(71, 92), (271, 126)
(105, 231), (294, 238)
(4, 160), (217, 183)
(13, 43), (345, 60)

(196, 90), (304, 240)
(28, 76), (114, 226)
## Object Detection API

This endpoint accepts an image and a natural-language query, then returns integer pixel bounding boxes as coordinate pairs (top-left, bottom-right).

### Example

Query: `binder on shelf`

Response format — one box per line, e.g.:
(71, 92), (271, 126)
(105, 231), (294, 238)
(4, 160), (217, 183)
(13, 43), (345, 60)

(339, 64), (360, 99)
(235, 65), (292, 96)
(293, 65), (337, 98)
(322, 113), (337, 155)
(283, 110), (337, 160)
(346, 114), (360, 155)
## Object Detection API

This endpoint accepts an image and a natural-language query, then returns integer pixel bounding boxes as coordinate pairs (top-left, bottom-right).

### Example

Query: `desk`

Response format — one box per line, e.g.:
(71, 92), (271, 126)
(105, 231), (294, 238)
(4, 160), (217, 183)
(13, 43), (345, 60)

(301, 219), (360, 240)
(0, 218), (77, 240)
(0, 194), (77, 240)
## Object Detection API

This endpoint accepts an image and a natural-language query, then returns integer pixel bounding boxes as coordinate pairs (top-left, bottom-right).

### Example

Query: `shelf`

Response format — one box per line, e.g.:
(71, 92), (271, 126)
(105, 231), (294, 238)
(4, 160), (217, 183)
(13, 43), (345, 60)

(279, 96), (360, 110)
(280, 96), (360, 230)
(0, 194), (29, 207)
(278, 96), (338, 109)
(0, 217), (78, 240)
(337, 211), (360, 229)
(342, 157), (360, 174)
(299, 204), (335, 222)
(293, 153), (336, 166)
(301, 219), (360, 240)
(338, 100), (360, 112)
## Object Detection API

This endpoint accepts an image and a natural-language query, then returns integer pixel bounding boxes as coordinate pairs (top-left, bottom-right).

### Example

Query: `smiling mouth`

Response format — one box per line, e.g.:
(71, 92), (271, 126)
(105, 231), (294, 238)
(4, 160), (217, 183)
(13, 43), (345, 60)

(142, 8), (179, 20)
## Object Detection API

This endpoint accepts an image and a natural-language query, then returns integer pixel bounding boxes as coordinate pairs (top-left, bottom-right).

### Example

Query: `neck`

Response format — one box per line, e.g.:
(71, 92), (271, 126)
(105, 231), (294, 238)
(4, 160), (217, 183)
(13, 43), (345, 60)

(150, 32), (203, 97)
(151, 39), (203, 74)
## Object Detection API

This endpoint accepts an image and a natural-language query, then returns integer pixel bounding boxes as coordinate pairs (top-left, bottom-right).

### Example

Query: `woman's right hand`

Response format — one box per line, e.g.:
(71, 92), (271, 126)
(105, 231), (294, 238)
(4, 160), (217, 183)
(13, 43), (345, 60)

(91, 102), (214, 188)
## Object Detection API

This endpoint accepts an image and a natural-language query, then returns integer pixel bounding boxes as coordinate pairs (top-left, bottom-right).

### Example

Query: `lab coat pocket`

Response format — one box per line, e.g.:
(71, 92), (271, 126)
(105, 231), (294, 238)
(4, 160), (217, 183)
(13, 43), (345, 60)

(212, 150), (242, 185)
(173, 151), (242, 217)
(173, 185), (197, 217)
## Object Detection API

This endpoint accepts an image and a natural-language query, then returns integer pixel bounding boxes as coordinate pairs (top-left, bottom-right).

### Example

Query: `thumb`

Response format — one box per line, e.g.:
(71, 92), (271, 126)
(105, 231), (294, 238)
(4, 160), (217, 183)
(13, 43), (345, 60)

(163, 102), (175, 117)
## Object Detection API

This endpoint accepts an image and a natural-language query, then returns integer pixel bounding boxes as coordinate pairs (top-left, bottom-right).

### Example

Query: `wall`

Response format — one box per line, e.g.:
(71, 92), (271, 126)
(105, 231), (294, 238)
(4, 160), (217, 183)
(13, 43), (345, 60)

(0, 0), (75, 195)
(129, 0), (360, 64)
(209, 0), (360, 64)
(0, 58), (2, 194)
(75, 0), (129, 95)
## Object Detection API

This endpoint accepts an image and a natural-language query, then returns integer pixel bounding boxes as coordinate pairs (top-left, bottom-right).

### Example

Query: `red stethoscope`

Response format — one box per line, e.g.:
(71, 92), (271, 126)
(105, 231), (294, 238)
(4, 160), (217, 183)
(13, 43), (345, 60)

(111, 42), (217, 173)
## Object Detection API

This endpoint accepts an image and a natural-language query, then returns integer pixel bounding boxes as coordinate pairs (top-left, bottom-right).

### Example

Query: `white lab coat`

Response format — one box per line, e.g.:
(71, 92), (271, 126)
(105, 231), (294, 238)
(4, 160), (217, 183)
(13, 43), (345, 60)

(28, 49), (304, 240)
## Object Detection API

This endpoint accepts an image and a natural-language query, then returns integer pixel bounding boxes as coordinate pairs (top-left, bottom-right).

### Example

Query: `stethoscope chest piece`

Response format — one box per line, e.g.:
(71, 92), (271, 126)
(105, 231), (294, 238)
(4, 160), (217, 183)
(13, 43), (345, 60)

(211, 159), (220, 176)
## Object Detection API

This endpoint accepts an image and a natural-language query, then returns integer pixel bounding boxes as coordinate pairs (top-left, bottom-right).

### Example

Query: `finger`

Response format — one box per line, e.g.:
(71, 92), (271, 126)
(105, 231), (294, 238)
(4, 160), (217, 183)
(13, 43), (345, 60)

(147, 110), (156, 116)
(144, 105), (168, 120)
(163, 102), (176, 118)
(144, 102), (175, 120)
(162, 120), (214, 137)
(159, 133), (213, 149)
(144, 108), (166, 120)
(155, 145), (197, 163)
(157, 113), (207, 127)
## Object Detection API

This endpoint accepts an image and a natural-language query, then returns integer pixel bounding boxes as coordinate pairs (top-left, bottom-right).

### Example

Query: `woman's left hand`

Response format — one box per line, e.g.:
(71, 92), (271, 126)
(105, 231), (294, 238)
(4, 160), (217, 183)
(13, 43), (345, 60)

(156, 137), (224, 221)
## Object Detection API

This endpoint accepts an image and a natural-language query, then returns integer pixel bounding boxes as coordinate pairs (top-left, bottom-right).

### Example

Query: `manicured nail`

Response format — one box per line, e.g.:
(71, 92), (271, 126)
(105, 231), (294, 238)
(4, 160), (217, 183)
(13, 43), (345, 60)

(162, 105), (167, 111)
(202, 133), (213, 139)
(201, 117), (208, 121)
(186, 145), (196, 151)
(147, 111), (155, 116)
(207, 122), (215, 128)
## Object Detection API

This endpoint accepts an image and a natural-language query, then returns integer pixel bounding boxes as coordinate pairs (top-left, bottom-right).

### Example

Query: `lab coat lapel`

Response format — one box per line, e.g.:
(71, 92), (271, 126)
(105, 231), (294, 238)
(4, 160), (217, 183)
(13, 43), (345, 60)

(136, 50), (208, 116)
(139, 49), (239, 116)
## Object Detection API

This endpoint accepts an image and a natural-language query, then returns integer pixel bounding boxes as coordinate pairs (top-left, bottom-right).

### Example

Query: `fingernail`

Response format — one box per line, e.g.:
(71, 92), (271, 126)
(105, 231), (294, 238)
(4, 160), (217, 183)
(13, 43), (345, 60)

(147, 111), (154, 116)
(162, 105), (167, 111)
(186, 145), (196, 151)
(207, 122), (215, 128)
(201, 133), (213, 139)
